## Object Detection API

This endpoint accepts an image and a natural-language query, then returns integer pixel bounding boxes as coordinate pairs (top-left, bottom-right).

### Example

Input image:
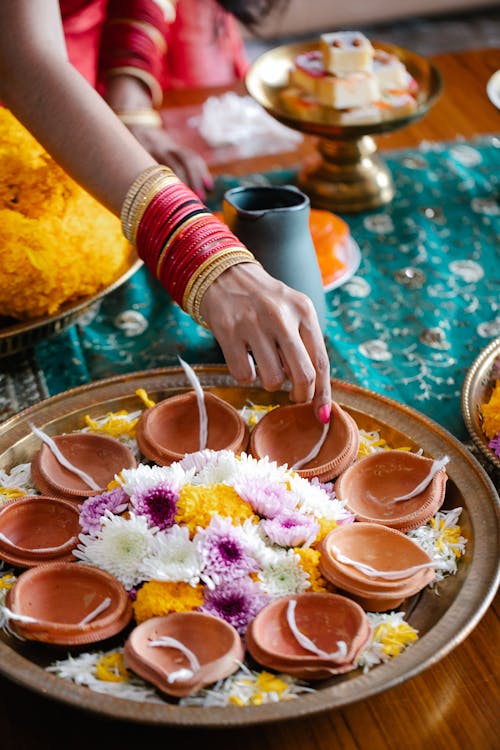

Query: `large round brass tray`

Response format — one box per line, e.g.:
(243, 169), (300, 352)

(461, 336), (500, 472)
(0, 249), (142, 359)
(246, 41), (443, 212)
(0, 366), (498, 728)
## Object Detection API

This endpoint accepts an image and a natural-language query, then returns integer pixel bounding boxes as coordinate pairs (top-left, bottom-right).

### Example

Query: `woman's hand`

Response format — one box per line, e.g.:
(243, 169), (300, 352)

(200, 262), (332, 423)
(125, 125), (213, 200)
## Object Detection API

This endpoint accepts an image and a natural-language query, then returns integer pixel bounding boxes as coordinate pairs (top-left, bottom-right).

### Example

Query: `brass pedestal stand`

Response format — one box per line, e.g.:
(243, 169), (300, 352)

(246, 41), (442, 214)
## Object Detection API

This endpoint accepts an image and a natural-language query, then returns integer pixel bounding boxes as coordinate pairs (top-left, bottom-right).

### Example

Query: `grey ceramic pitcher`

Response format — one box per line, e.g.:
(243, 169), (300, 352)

(222, 185), (327, 331)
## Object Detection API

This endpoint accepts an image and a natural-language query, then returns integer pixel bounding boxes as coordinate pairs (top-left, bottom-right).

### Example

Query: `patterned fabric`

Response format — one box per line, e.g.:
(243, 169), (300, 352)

(25, 135), (500, 443)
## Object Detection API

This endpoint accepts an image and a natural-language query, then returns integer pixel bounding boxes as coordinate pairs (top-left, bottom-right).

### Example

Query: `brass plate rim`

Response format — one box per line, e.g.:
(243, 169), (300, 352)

(0, 366), (499, 727)
(461, 336), (500, 472)
(0, 249), (143, 358)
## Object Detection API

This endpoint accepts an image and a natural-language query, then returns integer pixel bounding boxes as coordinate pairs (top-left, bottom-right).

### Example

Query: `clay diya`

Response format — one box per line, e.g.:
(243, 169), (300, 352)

(124, 612), (245, 698)
(5, 561), (133, 645)
(0, 495), (80, 567)
(249, 401), (359, 481)
(136, 391), (249, 465)
(245, 592), (371, 680)
(335, 450), (448, 531)
(31, 432), (137, 500)
(319, 523), (436, 611)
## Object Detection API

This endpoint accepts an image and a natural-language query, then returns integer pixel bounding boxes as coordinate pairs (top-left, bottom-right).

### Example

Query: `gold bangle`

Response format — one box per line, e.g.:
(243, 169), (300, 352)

(191, 255), (261, 326)
(106, 66), (164, 108)
(116, 109), (163, 128)
(182, 247), (252, 312)
(127, 170), (180, 244)
(120, 165), (165, 238)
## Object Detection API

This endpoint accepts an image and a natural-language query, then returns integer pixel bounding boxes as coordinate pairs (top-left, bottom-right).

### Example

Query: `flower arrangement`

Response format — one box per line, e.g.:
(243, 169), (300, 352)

(0, 392), (467, 707)
(0, 108), (132, 320)
(480, 361), (500, 459)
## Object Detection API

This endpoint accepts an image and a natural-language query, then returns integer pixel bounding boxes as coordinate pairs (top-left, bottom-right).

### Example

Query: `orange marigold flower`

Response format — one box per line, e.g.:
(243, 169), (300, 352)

(132, 580), (204, 624)
(176, 483), (255, 534)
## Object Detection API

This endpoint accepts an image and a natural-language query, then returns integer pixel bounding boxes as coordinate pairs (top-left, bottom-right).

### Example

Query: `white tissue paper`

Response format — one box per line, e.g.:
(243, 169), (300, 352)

(191, 92), (302, 154)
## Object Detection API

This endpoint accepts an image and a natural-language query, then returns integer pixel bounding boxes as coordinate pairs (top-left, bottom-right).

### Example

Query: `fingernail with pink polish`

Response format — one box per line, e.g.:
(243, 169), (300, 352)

(318, 404), (331, 424)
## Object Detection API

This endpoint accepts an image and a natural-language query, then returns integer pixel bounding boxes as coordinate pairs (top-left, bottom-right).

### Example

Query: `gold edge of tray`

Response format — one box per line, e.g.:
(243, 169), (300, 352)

(0, 367), (499, 728)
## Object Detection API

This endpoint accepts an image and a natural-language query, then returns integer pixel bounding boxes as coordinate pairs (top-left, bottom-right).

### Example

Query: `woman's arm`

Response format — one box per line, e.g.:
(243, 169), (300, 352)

(0, 0), (154, 214)
(0, 0), (332, 419)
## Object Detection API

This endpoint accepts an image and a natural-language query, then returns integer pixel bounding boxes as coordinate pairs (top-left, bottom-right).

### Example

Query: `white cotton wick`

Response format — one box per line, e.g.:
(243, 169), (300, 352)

(1, 606), (39, 625)
(78, 596), (112, 626)
(149, 635), (201, 682)
(0, 531), (77, 554)
(178, 356), (208, 451)
(291, 423), (330, 470)
(388, 455), (451, 504)
(331, 546), (447, 579)
(286, 599), (347, 659)
(29, 422), (101, 491)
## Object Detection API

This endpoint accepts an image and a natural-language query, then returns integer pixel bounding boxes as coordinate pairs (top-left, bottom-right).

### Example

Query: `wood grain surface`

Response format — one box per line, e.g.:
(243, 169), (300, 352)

(1, 48), (499, 749)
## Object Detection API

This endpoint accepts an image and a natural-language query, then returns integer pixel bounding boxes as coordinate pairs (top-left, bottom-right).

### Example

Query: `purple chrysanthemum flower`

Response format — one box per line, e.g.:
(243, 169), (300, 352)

(233, 476), (296, 519)
(131, 482), (179, 530)
(196, 516), (258, 580)
(201, 577), (269, 634)
(79, 487), (129, 536)
(488, 432), (500, 458)
(260, 510), (320, 548)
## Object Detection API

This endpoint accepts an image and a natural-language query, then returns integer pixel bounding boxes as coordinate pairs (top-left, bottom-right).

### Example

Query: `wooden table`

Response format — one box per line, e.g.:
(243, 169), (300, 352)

(1, 48), (499, 750)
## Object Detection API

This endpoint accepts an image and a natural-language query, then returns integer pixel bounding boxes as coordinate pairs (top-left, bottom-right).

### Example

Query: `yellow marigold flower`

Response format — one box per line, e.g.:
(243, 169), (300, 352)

(481, 381), (500, 439)
(255, 671), (291, 695)
(132, 580), (204, 624)
(0, 487), (25, 502)
(315, 516), (338, 542)
(136, 388), (156, 409)
(430, 517), (464, 558)
(294, 547), (328, 592)
(84, 411), (138, 439)
(0, 109), (132, 320)
(176, 484), (255, 534)
(0, 574), (16, 590)
(95, 652), (130, 682)
(373, 621), (418, 657)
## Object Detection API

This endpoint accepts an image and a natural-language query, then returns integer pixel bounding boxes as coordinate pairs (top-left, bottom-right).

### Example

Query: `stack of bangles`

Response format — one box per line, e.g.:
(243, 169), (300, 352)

(121, 165), (260, 325)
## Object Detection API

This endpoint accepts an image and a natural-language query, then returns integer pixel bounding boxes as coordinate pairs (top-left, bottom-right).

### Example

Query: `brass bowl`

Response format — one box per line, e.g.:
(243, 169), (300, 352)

(246, 40), (443, 212)
(461, 336), (500, 472)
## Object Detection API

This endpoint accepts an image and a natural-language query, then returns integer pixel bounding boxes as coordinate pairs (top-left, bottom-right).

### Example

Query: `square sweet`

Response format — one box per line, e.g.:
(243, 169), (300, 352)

(317, 71), (380, 110)
(373, 50), (410, 91)
(288, 51), (326, 96)
(320, 31), (374, 75)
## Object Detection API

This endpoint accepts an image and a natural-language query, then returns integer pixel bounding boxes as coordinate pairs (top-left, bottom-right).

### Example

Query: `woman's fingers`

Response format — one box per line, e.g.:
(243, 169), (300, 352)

(200, 263), (332, 422)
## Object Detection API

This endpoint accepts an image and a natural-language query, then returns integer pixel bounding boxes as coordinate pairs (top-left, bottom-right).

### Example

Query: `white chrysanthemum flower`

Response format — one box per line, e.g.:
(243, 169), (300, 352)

(179, 662), (314, 707)
(46, 649), (164, 703)
(118, 462), (191, 497)
(0, 463), (37, 497)
(257, 548), (309, 597)
(287, 473), (352, 522)
(189, 450), (241, 486)
(357, 611), (418, 672)
(139, 524), (203, 585)
(231, 452), (294, 485)
(407, 507), (466, 582)
(235, 517), (281, 567)
(74, 511), (155, 589)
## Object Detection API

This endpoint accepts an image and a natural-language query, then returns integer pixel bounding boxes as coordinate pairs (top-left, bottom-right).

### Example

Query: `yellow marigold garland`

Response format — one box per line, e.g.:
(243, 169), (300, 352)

(132, 580), (204, 624)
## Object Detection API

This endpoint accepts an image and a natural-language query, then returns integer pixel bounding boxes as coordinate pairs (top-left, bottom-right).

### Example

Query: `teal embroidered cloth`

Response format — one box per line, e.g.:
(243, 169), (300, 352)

(35, 136), (500, 441)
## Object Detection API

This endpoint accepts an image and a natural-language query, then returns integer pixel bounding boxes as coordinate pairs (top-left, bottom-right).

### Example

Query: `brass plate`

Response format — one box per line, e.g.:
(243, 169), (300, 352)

(245, 40), (443, 138)
(461, 336), (500, 471)
(0, 249), (142, 359)
(0, 366), (498, 727)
